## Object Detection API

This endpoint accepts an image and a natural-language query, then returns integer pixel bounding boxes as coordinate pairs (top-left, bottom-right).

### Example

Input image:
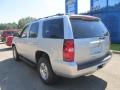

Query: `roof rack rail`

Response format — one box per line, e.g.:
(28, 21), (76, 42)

(44, 13), (64, 18)
(34, 13), (65, 21)
(56, 13), (64, 16)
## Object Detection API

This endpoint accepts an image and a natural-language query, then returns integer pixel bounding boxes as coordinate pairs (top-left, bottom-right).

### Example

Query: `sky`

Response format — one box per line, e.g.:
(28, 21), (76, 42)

(0, 0), (90, 23)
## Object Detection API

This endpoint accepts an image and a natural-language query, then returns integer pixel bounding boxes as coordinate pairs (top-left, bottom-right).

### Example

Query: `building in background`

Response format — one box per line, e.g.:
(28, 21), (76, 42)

(65, 0), (78, 14)
(90, 0), (120, 43)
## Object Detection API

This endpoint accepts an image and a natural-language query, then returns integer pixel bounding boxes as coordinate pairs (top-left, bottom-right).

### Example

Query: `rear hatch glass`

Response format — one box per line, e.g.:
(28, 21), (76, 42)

(70, 18), (109, 39)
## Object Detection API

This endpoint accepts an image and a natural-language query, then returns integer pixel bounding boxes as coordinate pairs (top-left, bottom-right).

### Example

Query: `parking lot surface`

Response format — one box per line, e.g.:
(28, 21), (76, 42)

(0, 42), (120, 90)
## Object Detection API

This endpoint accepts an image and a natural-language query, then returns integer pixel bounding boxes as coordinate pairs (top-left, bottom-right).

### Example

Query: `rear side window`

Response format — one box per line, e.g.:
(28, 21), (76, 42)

(29, 22), (39, 38)
(42, 18), (64, 39)
(70, 19), (108, 39)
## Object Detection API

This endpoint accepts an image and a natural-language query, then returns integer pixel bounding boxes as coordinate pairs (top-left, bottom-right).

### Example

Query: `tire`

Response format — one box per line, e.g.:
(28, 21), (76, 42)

(1, 39), (3, 42)
(12, 46), (20, 61)
(37, 57), (58, 85)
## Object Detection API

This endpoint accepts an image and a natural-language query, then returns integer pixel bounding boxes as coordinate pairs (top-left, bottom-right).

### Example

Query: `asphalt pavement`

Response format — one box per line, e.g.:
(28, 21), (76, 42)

(0, 42), (120, 90)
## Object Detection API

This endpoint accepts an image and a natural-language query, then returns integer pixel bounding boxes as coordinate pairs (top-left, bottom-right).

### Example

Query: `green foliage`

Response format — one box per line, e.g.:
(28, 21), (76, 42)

(111, 44), (120, 51)
(0, 24), (6, 30)
(18, 17), (36, 29)
(0, 17), (36, 30)
(0, 22), (17, 30)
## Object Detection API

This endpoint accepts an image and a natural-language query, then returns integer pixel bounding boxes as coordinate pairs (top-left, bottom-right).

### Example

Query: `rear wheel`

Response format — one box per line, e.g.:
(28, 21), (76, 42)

(37, 57), (58, 85)
(12, 46), (20, 61)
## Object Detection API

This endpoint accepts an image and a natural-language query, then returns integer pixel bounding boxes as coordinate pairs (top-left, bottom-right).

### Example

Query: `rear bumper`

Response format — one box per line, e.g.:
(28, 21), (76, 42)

(53, 52), (112, 78)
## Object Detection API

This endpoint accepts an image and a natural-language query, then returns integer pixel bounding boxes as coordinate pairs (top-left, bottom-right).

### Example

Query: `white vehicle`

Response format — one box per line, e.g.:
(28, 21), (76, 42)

(12, 14), (112, 84)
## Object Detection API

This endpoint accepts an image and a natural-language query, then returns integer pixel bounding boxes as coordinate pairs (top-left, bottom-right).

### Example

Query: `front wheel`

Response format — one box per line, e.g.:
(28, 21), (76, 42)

(37, 57), (58, 85)
(12, 46), (20, 61)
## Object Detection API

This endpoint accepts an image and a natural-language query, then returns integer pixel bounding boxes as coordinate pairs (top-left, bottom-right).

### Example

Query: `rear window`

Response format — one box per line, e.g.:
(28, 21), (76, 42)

(70, 19), (108, 39)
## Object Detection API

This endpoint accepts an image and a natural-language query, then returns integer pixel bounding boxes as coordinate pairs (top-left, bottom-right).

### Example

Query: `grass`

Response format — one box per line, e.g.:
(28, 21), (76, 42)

(111, 44), (120, 51)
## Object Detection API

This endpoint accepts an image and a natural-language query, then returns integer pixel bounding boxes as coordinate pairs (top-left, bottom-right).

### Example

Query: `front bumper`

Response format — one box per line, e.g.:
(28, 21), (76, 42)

(53, 52), (112, 78)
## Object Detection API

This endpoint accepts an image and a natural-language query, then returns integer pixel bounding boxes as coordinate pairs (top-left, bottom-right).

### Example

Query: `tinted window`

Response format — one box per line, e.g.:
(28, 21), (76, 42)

(4, 31), (18, 36)
(12, 32), (19, 36)
(29, 22), (39, 38)
(43, 19), (64, 39)
(70, 19), (108, 39)
(4, 31), (12, 35)
(10, 31), (18, 36)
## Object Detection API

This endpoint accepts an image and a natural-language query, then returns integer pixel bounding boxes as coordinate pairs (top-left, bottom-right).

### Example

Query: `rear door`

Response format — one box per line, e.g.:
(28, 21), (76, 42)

(70, 18), (110, 64)
(40, 18), (64, 63)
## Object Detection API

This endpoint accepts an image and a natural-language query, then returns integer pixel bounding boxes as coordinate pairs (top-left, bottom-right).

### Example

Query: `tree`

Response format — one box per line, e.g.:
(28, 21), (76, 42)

(6, 22), (18, 29)
(0, 24), (6, 30)
(18, 17), (36, 29)
(0, 22), (17, 30)
(0, 17), (36, 30)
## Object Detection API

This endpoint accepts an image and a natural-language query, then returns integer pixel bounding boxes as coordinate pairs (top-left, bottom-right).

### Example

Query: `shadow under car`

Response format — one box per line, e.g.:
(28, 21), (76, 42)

(0, 58), (107, 90)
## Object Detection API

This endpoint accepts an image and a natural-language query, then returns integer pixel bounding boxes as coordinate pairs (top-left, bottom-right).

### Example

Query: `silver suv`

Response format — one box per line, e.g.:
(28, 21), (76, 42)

(12, 14), (112, 84)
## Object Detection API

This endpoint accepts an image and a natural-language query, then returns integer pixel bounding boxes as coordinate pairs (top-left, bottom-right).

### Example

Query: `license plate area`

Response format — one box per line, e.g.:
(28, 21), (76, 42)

(90, 47), (102, 55)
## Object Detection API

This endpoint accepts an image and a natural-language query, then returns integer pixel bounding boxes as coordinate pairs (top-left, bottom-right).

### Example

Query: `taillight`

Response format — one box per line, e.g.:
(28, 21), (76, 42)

(63, 39), (74, 62)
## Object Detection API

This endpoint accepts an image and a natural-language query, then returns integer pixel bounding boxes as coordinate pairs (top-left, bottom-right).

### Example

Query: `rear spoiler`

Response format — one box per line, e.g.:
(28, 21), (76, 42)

(70, 15), (100, 21)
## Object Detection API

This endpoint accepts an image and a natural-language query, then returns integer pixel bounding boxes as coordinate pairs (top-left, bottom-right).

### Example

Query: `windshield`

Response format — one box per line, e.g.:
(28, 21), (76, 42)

(11, 31), (18, 36)
(70, 19), (109, 39)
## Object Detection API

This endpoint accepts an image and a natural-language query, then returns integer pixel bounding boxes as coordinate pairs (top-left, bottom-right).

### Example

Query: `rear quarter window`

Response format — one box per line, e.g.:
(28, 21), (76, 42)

(42, 18), (64, 39)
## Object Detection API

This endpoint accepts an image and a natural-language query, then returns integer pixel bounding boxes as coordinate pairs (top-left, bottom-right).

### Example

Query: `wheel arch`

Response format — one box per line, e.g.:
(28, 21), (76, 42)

(12, 43), (15, 47)
(35, 50), (51, 64)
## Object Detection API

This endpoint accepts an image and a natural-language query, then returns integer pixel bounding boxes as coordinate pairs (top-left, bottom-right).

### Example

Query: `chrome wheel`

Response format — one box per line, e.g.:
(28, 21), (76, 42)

(40, 63), (48, 80)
